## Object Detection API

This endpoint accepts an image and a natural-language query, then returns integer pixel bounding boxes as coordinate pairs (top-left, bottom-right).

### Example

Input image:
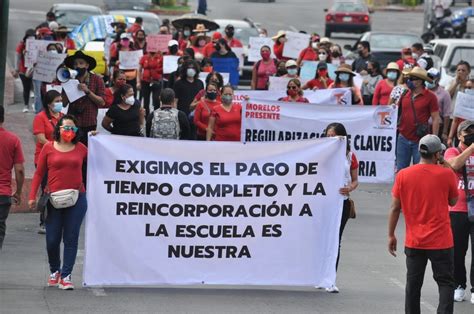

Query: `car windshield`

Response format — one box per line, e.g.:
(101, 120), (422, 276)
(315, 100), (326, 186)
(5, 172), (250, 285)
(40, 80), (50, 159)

(448, 47), (474, 76)
(56, 10), (100, 27)
(369, 34), (419, 50)
(233, 27), (259, 46)
(332, 2), (366, 12)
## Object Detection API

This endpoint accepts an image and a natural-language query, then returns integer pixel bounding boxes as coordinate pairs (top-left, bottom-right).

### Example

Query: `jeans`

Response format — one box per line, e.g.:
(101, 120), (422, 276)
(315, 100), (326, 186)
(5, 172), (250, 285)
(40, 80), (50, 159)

(396, 134), (420, 172)
(450, 212), (474, 292)
(405, 247), (455, 314)
(0, 196), (12, 250)
(45, 193), (87, 278)
(336, 199), (351, 271)
(19, 74), (32, 107)
(141, 81), (162, 117)
(33, 79), (43, 113)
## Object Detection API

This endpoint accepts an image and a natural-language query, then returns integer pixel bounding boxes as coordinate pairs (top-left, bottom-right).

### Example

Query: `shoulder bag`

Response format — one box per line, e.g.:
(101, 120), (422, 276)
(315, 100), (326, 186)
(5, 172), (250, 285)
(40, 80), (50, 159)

(409, 95), (429, 138)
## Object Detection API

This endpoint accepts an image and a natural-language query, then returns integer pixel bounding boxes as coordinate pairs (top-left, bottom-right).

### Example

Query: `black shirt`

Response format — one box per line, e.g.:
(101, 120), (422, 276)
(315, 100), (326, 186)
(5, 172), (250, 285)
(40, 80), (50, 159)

(173, 78), (204, 115)
(352, 54), (376, 73)
(145, 107), (191, 140)
(210, 50), (238, 59)
(106, 104), (142, 136)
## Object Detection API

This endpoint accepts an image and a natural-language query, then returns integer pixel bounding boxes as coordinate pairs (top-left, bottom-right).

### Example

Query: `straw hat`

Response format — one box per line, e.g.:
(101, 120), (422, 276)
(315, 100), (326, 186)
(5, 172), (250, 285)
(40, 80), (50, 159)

(193, 24), (209, 33)
(272, 30), (286, 41)
(334, 64), (356, 76)
(408, 66), (433, 83)
(56, 26), (69, 33)
(384, 62), (401, 75)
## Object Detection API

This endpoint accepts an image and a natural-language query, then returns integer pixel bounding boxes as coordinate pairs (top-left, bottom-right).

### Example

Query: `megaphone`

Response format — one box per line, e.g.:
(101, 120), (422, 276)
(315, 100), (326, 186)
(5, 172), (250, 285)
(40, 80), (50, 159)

(57, 67), (78, 83)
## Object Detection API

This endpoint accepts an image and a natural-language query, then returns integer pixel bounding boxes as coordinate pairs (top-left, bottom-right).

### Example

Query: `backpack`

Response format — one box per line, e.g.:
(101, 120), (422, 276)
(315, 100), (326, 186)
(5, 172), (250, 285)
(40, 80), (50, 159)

(151, 108), (180, 139)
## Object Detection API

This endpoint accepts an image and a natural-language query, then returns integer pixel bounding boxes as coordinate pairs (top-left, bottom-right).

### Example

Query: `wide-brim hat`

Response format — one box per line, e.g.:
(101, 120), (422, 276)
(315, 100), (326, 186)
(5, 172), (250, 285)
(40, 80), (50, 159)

(193, 23), (209, 33)
(272, 30), (286, 41)
(408, 66), (432, 83)
(55, 26), (69, 33)
(335, 64), (356, 76)
(64, 51), (96, 71)
(384, 62), (401, 75)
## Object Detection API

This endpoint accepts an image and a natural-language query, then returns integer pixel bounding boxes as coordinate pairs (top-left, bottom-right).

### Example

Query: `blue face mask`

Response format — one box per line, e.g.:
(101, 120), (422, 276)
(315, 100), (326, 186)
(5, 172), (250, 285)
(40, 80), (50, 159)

(406, 79), (416, 90)
(53, 102), (63, 113)
(425, 81), (436, 89)
(339, 73), (350, 82)
(386, 71), (398, 81)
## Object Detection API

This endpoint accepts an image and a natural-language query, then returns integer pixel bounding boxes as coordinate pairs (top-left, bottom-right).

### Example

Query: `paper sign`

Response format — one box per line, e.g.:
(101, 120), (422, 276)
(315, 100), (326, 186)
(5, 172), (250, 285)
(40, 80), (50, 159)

(67, 50), (106, 75)
(232, 47), (245, 68)
(248, 37), (275, 62)
(25, 39), (62, 68)
(268, 76), (292, 91)
(46, 84), (63, 93)
(283, 31), (310, 59)
(199, 72), (230, 86)
(211, 58), (240, 86)
(33, 51), (67, 83)
(453, 92), (474, 120)
(300, 61), (318, 82)
(146, 34), (172, 53)
(353, 73), (363, 90)
(96, 108), (110, 134)
(163, 55), (180, 74)
(62, 79), (86, 103)
(119, 50), (143, 70)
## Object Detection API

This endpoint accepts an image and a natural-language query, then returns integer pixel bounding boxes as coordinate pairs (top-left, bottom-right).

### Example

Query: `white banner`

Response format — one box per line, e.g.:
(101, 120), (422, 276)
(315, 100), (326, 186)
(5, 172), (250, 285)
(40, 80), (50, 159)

(453, 92), (474, 120)
(119, 50), (143, 70)
(234, 89), (352, 106)
(241, 98), (398, 183)
(33, 51), (67, 83)
(163, 55), (180, 74)
(84, 135), (346, 287)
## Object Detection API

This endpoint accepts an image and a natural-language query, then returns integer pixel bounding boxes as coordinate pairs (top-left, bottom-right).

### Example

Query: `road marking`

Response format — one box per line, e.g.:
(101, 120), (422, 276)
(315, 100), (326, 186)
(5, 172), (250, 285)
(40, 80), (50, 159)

(9, 8), (45, 15)
(389, 277), (436, 312)
(90, 288), (107, 297)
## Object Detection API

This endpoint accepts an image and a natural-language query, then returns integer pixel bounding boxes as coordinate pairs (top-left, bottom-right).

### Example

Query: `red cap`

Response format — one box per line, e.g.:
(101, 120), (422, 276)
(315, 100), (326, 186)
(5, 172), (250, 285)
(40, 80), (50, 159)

(402, 47), (412, 54)
(212, 32), (222, 40)
(37, 27), (53, 36)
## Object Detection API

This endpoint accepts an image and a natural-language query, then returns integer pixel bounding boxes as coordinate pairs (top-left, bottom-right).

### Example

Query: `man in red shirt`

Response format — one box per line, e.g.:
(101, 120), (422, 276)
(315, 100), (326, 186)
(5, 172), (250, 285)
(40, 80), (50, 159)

(445, 120), (474, 303)
(396, 47), (416, 71)
(389, 134), (458, 314)
(0, 106), (25, 250)
(396, 67), (441, 171)
(223, 25), (243, 48)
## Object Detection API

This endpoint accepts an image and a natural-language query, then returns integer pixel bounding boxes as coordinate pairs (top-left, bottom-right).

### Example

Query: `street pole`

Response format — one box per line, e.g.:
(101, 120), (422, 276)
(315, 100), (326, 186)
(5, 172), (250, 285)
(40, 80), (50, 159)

(0, 0), (10, 106)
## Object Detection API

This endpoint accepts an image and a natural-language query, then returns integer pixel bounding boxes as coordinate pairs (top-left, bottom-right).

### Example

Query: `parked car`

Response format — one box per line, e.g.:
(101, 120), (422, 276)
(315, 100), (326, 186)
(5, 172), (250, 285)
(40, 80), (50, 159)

(344, 31), (420, 69)
(324, 1), (372, 38)
(429, 38), (474, 87)
(49, 3), (103, 32)
(107, 10), (161, 35)
(103, 0), (154, 11)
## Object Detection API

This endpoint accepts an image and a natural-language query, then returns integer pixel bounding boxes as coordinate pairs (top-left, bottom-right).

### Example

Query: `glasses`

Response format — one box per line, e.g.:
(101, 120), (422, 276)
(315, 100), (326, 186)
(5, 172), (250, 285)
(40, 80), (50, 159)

(61, 126), (78, 132)
(287, 86), (298, 90)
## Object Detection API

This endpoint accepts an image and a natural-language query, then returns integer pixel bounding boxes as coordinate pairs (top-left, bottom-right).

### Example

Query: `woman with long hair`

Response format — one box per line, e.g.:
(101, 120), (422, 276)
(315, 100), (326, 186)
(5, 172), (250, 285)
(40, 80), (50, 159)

(279, 79), (309, 103)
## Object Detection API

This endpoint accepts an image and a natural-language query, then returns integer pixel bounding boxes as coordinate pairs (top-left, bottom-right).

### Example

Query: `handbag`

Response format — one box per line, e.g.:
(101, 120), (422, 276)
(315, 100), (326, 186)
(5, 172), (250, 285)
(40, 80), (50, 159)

(348, 198), (356, 219)
(461, 165), (474, 222)
(49, 189), (79, 209)
(409, 95), (429, 138)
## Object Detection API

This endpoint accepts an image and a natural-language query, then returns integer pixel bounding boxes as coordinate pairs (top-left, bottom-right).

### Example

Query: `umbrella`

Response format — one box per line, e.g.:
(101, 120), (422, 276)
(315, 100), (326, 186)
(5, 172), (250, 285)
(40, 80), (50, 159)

(171, 13), (219, 31)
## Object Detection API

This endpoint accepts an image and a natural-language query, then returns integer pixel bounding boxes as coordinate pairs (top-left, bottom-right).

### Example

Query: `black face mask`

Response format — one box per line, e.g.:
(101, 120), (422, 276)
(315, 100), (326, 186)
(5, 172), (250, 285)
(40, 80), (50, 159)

(75, 67), (87, 77)
(463, 133), (474, 146)
(277, 68), (287, 76)
(367, 69), (373, 75)
(169, 46), (178, 54)
(225, 30), (234, 38)
(206, 91), (217, 100)
(332, 51), (341, 58)
(214, 43), (221, 51)
(357, 49), (364, 57)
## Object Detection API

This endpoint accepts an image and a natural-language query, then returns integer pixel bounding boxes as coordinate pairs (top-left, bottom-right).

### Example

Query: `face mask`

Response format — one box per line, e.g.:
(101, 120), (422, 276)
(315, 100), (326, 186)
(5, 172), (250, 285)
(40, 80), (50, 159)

(221, 94), (233, 105)
(412, 53), (419, 60)
(311, 42), (318, 49)
(339, 73), (350, 82)
(387, 71), (398, 81)
(124, 96), (135, 105)
(357, 49), (364, 57)
(61, 130), (76, 143)
(187, 68), (196, 78)
(287, 89), (298, 97)
(169, 46), (178, 54)
(225, 30), (234, 38)
(206, 91), (217, 100)
(48, 50), (58, 54)
(425, 81), (436, 89)
(406, 79), (416, 90)
(261, 51), (271, 60)
(136, 37), (145, 42)
(184, 30), (191, 37)
(465, 89), (474, 96)
(52, 102), (63, 113)
(318, 53), (327, 61)
(75, 67), (87, 77)
(287, 68), (298, 76)
(318, 69), (328, 77)
(463, 133), (474, 146)
(332, 51), (341, 58)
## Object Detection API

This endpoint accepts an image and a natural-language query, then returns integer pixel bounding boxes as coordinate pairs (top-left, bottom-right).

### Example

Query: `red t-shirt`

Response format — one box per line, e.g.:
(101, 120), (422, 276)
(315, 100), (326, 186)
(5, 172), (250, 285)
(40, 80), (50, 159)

(372, 79), (394, 106)
(444, 146), (474, 213)
(273, 42), (289, 61)
(104, 88), (114, 108)
(227, 38), (243, 48)
(139, 53), (163, 82)
(0, 128), (25, 196)
(32, 111), (63, 165)
(29, 142), (87, 200)
(306, 78), (333, 90)
(15, 41), (27, 73)
(392, 164), (458, 249)
(255, 59), (277, 90)
(194, 99), (220, 138)
(278, 96), (310, 103)
(211, 104), (242, 142)
(203, 42), (216, 58)
(298, 47), (317, 62)
(398, 89), (439, 142)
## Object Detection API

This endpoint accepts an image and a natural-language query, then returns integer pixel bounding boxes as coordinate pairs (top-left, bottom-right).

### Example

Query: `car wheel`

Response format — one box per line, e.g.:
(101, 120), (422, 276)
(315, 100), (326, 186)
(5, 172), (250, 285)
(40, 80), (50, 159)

(325, 29), (331, 38)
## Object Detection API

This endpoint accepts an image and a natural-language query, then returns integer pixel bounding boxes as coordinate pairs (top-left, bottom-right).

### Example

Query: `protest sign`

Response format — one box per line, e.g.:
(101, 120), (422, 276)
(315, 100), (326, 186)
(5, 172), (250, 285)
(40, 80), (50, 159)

(248, 37), (275, 62)
(25, 39), (62, 68)
(233, 47), (245, 68)
(300, 61), (338, 82)
(199, 72), (230, 86)
(96, 108), (110, 134)
(84, 135), (345, 287)
(119, 50), (143, 70)
(211, 58), (240, 86)
(146, 34), (173, 53)
(234, 88), (351, 106)
(163, 55), (180, 74)
(62, 79), (86, 103)
(453, 92), (474, 120)
(241, 98), (398, 183)
(46, 84), (62, 93)
(33, 51), (67, 83)
(268, 76), (291, 91)
(67, 50), (106, 75)
(283, 32), (310, 59)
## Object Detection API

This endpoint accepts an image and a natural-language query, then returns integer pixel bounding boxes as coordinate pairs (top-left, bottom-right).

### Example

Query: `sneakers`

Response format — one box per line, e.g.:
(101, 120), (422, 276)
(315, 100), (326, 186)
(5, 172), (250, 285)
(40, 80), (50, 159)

(47, 271), (60, 287)
(38, 224), (46, 234)
(326, 285), (339, 293)
(471, 292), (474, 304)
(454, 285), (465, 302)
(22, 107), (29, 113)
(58, 275), (74, 290)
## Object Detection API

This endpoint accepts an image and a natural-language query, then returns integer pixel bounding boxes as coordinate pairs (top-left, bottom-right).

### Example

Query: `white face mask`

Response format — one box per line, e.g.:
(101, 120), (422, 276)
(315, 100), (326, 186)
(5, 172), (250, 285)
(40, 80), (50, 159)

(319, 53), (327, 61)
(48, 50), (58, 54)
(311, 42), (318, 49)
(124, 96), (135, 105)
(465, 89), (474, 96)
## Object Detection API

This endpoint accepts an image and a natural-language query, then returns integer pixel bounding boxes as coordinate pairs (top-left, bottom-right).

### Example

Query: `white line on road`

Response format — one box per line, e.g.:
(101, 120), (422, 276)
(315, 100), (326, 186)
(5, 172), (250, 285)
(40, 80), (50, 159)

(389, 277), (437, 312)
(90, 288), (108, 297)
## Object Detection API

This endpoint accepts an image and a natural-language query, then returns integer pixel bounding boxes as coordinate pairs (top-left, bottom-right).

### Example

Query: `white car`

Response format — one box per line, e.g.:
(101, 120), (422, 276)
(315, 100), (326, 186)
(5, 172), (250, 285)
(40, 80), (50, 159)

(430, 39), (474, 87)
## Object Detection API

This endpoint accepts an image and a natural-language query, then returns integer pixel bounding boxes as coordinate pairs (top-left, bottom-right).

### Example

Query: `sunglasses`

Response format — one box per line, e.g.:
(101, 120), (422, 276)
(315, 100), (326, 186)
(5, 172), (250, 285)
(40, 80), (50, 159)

(410, 77), (422, 81)
(61, 126), (78, 132)
(287, 86), (298, 90)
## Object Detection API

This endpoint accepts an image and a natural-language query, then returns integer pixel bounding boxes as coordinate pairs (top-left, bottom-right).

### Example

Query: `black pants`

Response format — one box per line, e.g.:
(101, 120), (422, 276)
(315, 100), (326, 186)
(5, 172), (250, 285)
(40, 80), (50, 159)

(336, 199), (350, 271)
(405, 247), (454, 314)
(450, 212), (474, 292)
(141, 81), (161, 117)
(19, 73), (32, 107)
(0, 196), (12, 250)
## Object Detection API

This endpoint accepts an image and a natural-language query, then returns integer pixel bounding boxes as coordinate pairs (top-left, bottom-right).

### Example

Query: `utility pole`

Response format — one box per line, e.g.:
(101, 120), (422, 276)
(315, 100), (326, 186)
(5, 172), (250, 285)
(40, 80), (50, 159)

(0, 0), (10, 106)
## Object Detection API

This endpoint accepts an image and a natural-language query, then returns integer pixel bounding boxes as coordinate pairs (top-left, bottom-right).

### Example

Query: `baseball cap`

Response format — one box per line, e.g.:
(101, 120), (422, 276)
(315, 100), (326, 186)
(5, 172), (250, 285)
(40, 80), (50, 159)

(419, 134), (446, 154)
(120, 33), (130, 40)
(168, 39), (179, 47)
(457, 120), (474, 134)
(285, 60), (297, 68)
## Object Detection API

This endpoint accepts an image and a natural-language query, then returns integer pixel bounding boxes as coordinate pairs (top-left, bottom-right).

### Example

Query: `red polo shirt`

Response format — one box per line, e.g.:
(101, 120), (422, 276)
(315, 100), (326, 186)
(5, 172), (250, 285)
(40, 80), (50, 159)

(398, 89), (439, 142)
(0, 127), (25, 196)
